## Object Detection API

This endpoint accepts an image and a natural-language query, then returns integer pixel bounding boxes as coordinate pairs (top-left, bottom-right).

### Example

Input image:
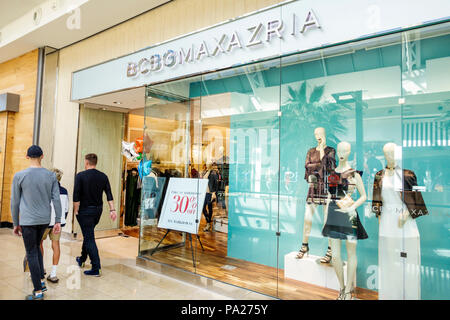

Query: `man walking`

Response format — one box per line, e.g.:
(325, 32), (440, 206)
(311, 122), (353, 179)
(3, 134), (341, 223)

(40, 168), (69, 283)
(11, 145), (62, 300)
(73, 153), (117, 276)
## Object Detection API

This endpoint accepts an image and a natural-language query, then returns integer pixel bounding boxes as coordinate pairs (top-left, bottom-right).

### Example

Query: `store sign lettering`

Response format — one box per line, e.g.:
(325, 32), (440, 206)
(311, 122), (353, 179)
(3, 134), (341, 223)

(126, 9), (321, 78)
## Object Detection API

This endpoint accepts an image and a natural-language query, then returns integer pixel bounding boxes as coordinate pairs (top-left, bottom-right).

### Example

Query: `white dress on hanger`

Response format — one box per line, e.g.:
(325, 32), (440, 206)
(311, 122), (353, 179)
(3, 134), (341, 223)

(378, 170), (421, 300)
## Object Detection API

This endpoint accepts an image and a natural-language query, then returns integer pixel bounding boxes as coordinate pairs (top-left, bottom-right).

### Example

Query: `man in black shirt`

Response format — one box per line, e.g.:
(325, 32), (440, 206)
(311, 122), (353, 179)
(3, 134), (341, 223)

(73, 153), (117, 276)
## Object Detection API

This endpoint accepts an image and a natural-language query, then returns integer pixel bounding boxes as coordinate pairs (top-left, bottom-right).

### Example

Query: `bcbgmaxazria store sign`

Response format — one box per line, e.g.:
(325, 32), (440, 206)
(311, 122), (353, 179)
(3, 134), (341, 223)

(126, 9), (320, 78)
(71, 0), (450, 101)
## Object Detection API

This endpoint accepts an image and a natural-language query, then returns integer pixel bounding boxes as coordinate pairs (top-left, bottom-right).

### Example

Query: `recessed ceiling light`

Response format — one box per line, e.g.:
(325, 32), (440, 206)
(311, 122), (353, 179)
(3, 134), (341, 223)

(102, 108), (107, 111)
(33, 8), (42, 25)
(113, 101), (122, 105)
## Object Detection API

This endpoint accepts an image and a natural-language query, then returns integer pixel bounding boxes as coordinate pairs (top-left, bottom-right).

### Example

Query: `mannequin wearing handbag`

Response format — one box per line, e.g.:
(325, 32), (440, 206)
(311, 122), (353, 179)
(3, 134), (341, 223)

(322, 141), (368, 300)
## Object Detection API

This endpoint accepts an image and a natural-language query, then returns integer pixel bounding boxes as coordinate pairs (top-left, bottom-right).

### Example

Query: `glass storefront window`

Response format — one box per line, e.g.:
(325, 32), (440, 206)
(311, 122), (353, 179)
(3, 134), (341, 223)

(278, 33), (403, 300)
(139, 76), (203, 274)
(399, 26), (450, 300)
(139, 22), (450, 300)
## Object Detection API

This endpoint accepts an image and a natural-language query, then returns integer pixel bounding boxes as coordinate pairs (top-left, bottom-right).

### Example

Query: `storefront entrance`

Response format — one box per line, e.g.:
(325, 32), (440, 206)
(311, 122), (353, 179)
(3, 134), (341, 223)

(75, 21), (450, 300)
(75, 87), (148, 236)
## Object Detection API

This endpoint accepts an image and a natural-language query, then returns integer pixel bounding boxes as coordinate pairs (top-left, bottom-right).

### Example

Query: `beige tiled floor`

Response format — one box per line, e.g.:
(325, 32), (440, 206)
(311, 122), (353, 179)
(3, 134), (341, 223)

(0, 229), (262, 300)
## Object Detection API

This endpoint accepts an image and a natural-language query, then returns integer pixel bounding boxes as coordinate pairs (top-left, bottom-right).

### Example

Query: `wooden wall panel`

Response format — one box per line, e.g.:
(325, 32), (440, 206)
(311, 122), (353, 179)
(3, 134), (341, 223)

(128, 114), (145, 131)
(72, 106), (124, 233)
(0, 50), (38, 223)
(51, 0), (285, 232)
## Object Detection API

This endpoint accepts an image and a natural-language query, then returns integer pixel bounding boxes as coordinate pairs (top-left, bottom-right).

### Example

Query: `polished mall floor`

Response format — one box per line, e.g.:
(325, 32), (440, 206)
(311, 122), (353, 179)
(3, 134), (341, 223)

(0, 229), (269, 300)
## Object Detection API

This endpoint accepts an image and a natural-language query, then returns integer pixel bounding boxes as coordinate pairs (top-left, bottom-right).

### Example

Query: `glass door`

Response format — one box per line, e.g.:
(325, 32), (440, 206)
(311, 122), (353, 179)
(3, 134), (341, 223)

(140, 60), (282, 298)
(196, 61), (281, 298)
(140, 78), (202, 274)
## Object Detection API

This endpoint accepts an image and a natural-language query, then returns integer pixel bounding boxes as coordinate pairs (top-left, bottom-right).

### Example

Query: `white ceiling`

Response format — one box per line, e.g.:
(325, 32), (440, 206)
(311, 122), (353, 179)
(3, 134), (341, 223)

(0, 0), (46, 28)
(0, 0), (172, 63)
(79, 86), (146, 110)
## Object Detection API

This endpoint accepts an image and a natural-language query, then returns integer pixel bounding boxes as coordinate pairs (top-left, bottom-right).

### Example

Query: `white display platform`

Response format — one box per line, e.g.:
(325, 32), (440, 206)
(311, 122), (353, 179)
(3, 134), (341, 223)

(284, 252), (355, 291)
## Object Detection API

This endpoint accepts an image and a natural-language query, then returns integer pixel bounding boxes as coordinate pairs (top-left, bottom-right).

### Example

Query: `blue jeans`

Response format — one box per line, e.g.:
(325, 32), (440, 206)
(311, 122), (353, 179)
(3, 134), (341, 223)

(22, 224), (48, 292)
(76, 206), (102, 271)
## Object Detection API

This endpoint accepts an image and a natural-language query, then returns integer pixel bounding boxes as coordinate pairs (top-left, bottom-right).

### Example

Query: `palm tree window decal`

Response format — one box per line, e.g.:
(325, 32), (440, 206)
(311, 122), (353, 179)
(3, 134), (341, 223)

(280, 81), (353, 195)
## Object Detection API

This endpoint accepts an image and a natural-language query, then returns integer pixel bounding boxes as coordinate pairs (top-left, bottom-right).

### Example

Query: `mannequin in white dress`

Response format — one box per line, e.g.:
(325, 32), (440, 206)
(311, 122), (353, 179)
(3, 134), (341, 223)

(377, 142), (421, 300)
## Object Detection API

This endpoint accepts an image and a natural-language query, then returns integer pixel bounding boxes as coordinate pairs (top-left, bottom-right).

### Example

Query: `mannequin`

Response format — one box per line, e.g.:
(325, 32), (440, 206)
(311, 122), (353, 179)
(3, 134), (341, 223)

(201, 163), (219, 232)
(372, 142), (426, 300)
(296, 127), (336, 263)
(322, 141), (368, 300)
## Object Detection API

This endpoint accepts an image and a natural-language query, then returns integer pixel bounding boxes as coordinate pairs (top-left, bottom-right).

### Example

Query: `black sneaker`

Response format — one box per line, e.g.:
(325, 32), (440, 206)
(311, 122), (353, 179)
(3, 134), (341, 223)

(76, 256), (85, 268)
(25, 291), (44, 300)
(84, 269), (101, 277)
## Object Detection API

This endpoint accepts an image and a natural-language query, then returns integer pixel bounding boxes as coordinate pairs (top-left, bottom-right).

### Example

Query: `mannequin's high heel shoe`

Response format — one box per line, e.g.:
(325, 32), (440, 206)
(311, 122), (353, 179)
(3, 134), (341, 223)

(343, 289), (355, 300)
(336, 288), (345, 300)
(320, 246), (332, 264)
(295, 243), (309, 259)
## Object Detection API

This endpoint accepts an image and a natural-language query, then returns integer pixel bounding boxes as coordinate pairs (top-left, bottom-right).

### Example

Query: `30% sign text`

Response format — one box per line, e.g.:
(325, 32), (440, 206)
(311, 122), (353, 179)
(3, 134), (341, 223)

(170, 194), (198, 214)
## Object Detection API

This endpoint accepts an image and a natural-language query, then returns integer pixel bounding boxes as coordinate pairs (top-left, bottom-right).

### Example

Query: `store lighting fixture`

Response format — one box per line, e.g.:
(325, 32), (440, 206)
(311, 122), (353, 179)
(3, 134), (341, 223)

(113, 101), (122, 105)
(337, 94), (354, 100)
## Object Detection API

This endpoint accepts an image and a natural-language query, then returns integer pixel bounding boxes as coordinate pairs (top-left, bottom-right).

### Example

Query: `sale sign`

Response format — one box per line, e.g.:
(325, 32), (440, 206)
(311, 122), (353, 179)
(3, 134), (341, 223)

(157, 178), (208, 234)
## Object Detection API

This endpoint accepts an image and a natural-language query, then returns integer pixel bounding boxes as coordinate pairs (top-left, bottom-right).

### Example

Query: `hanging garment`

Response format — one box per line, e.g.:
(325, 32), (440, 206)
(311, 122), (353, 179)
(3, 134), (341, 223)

(376, 169), (421, 300)
(216, 163), (229, 209)
(125, 169), (141, 226)
(372, 167), (428, 218)
(141, 172), (164, 220)
(305, 146), (336, 205)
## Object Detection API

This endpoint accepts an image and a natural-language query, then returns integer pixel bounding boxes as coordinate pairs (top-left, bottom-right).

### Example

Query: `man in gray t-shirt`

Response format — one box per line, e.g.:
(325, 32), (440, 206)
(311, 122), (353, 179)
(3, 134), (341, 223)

(11, 145), (62, 300)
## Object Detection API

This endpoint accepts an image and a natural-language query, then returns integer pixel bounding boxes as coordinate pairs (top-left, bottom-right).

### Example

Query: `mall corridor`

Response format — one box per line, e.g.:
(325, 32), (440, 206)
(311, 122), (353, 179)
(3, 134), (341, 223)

(0, 229), (271, 300)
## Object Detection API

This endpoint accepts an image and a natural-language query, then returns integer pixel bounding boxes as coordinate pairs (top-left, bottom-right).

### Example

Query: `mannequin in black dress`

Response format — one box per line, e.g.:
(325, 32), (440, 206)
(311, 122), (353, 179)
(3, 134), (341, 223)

(322, 141), (368, 300)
